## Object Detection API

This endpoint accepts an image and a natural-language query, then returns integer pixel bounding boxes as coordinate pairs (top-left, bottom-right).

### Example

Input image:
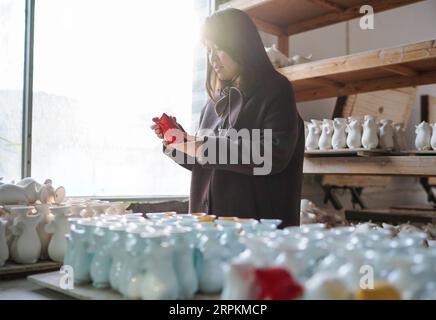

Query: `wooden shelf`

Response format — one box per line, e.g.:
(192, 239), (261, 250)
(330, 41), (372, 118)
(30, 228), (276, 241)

(303, 156), (436, 176)
(279, 39), (436, 101)
(219, 0), (423, 36)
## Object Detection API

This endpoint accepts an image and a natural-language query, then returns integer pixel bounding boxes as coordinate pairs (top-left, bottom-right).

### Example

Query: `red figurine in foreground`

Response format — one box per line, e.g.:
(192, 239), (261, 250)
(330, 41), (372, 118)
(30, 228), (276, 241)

(254, 267), (304, 300)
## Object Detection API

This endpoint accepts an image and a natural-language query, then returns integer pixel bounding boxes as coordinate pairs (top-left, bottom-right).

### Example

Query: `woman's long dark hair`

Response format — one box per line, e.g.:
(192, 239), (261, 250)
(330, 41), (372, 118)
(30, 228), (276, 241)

(201, 8), (277, 101)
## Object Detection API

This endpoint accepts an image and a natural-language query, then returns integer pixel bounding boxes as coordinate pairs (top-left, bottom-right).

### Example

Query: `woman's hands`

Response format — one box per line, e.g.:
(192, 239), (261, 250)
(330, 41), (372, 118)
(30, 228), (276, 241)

(150, 116), (181, 146)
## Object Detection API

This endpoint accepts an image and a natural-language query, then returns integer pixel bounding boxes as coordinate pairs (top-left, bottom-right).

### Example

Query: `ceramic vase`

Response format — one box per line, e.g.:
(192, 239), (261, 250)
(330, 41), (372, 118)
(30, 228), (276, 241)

(45, 206), (71, 262)
(9, 206), (41, 264)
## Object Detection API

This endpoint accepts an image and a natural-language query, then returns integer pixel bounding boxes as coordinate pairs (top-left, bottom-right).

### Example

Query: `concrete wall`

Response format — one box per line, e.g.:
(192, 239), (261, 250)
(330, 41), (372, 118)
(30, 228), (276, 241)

(261, 0), (436, 209)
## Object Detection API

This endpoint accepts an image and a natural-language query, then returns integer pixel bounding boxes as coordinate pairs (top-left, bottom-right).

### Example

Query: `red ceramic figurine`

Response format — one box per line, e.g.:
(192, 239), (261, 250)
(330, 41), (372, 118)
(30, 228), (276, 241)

(152, 113), (184, 144)
(254, 267), (304, 300)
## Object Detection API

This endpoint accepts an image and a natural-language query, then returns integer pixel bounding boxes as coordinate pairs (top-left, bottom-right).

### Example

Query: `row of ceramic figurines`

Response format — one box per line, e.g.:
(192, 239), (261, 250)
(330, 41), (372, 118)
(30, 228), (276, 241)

(0, 201), (130, 267)
(0, 177), (65, 206)
(265, 44), (312, 68)
(414, 121), (436, 151)
(62, 214), (252, 299)
(304, 116), (407, 151)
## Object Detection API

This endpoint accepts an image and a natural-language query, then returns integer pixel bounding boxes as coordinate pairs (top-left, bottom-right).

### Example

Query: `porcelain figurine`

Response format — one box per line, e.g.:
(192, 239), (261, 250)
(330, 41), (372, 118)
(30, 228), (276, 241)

(45, 206), (71, 262)
(140, 232), (180, 300)
(9, 206), (41, 264)
(379, 119), (394, 150)
(0, 218), (9, 266)
(16, 178), (66, 204)
(318, 119), (334, 150)
(332, 118), (347, 150)
(304, 272), (351, 300)
(431, 123), (436, 150)
(305, 122), (321, 150)
(304, 121), (310, 141)
(415, 121), (432, 151)
(34, 204), (53, 260)
(346, 117), (362, 149)
(71, 219), (98, 285)
(0, 178), (65, 205)
(109, 224), (129, 291)
(393, 123), (408, 151)
(195, 224), (228, 294)
(291, 53), (313, 65)
(362, 115), (379, 149)
(171, 227), (199, 299)
(0, 182), (37, 205)
(265, 44), (291, 68)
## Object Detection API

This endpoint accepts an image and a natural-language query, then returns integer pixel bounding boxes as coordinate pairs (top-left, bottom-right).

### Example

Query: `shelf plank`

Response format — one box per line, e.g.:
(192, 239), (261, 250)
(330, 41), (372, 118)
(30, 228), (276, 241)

(0, 260), (61, 280)
(219, 0), (424, 35)
(277, 39), (436, 101)
(28, 271), (220, 300)
(303, 156), (436, 176)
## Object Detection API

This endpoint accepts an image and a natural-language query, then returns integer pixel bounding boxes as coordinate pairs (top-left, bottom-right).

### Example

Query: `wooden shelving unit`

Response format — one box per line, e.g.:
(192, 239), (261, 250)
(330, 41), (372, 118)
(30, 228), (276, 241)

(280, 39), (436, 102)
(304, 156), (436, 176)
(221, 0), (436, 178)
(219, 0), (424, 55)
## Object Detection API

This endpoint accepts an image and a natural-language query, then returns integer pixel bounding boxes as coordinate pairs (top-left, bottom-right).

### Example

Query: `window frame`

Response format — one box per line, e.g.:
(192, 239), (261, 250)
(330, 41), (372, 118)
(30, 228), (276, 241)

(16, 0), (211, 200)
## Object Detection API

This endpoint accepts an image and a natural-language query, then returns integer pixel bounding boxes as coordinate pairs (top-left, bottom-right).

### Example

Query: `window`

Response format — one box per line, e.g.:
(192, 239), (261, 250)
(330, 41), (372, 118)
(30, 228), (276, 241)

(31, 0), (205, 197)
(0, 0), (25, 182)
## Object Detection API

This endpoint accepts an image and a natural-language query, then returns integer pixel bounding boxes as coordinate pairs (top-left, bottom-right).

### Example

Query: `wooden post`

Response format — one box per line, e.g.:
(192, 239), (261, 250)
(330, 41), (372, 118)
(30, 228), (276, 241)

(278, 34), (289, 57)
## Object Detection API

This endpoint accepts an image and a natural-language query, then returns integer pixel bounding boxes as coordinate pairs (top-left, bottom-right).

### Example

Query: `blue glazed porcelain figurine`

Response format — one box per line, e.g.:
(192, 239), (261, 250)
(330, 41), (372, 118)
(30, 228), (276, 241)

(118, 224), (154, 298)
(90, 221), (122, 289)
(140, 231), (180, 300)
(170, 227), (198, 299)
(216, 220), (245, 259)
(109, 224), (129, 291)
(71, 219), (98, 284)
(195, 223), (227, 294)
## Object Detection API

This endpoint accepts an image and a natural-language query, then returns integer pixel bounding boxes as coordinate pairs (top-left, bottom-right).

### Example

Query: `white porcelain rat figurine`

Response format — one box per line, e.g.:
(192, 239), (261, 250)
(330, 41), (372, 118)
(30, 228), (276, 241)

(265, 44), (291, 68)
(0, 178), (66, 205)
(393, 123), (408, 151)
(362, 115), (379, 149)
(346, 118), (362, 149)
(415, 121), (432, 151)
(305, 122), (321, 150)
(379, 119), (394, 150)
(332, 118), (347, 149)
(431, 123), (436, 150)
(318, 119), (334, 150)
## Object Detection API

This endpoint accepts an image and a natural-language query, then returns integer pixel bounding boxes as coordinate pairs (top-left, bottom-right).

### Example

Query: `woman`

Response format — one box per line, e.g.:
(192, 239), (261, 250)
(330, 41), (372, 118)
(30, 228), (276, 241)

(151, 8), (304, 227)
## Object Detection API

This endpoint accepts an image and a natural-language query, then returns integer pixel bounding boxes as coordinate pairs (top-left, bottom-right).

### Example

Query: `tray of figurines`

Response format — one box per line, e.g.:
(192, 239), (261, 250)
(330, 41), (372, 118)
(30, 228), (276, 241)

(304, 117), (408, 157)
